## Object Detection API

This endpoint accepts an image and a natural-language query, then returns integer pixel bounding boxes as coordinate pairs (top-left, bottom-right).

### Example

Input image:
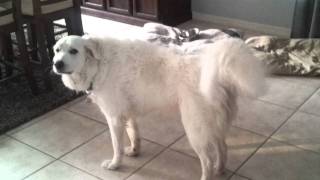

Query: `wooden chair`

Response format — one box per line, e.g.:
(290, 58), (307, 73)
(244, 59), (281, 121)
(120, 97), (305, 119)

(21, 0), (84, 90)
(0, 0), (39, 94)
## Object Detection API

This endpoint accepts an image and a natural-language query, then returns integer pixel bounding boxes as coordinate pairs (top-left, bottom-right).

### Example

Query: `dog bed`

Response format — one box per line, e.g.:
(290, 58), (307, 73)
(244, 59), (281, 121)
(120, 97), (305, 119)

(142, 23), (320, 76)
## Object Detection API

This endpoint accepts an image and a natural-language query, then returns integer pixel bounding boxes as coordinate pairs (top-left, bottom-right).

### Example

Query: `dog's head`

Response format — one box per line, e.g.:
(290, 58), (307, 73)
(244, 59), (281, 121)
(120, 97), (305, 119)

(53, 35), (98, 75)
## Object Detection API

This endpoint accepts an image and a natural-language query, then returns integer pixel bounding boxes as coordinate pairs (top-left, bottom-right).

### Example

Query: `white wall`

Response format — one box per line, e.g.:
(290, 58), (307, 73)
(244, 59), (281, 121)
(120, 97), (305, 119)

(192, 0), (296, 28)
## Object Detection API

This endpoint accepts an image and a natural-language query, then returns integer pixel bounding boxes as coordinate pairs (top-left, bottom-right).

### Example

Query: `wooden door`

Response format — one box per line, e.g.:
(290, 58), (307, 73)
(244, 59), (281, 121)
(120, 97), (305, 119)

(82, 0), (105, 10)
(133, 0), (158, 20)
(106, 0), (132, 15)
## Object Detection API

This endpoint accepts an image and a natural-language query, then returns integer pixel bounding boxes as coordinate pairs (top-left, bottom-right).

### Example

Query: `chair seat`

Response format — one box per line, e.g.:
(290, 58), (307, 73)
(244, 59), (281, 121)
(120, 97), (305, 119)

(0, 6), (14, 26)
(22, 0), (73, 16)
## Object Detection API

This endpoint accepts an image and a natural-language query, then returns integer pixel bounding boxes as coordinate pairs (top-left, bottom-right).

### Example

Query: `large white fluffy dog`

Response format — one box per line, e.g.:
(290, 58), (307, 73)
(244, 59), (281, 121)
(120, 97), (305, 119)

(53, 34), (265, 180)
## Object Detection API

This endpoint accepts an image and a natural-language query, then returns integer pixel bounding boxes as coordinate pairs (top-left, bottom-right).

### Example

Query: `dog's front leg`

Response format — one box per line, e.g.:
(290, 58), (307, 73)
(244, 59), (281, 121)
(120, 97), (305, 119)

(101, 116), (124, 170)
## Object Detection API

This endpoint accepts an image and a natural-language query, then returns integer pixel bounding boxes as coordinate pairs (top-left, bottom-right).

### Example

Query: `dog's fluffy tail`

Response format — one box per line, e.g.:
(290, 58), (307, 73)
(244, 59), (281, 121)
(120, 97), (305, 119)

(199, 38), (266, 101)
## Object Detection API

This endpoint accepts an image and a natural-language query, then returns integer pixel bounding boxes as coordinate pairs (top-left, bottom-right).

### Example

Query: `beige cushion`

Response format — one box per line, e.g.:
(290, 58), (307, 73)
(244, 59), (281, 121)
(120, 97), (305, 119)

(0, 6), (14, 26)
(22, 0), (73, 15)
(246, 36), (320, 76)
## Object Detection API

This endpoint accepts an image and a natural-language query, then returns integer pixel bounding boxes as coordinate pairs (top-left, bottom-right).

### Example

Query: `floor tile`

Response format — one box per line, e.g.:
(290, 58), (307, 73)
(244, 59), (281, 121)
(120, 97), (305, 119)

(273, 111), (320, 153)
(279, 76), (320, 89)
(171, 126), (266, 171)
(6, 97), (85, 136)
(81, 15), (141, 38)
(25, 161), (100, 180)
(11, 110), (106, 158)
(0, 136), (54, 180)
(259, 77), (317, 109)
(238, 139), (320, 180)
(66, 99), (107, 124)
(127, 149), (232, 180)
(61, 96), (87, 108)
(68, 99), (185, 147)
(137, 106), (185, 146)
(234, 99), (293, 136)
(6, 107), (64, 135)
(61, 132), (165, 180)
(229, 174), (250, 180)
(300, 89), (320, 116)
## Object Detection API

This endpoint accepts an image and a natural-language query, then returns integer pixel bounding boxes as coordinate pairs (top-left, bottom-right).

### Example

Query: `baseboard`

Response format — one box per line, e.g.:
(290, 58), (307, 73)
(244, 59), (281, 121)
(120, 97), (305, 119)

(192, 11), (291, 37)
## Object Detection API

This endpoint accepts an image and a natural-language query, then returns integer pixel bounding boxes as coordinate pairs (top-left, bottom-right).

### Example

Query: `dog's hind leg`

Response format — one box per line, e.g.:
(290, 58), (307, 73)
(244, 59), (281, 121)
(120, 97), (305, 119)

(125, 118), (140, 157)
(101, 116), (125, 170)
(178, 92), (216, 180)
(213, 137), (227, 175)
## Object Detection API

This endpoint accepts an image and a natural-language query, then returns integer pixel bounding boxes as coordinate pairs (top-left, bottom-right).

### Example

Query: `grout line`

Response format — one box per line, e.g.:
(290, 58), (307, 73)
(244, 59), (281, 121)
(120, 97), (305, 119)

(167, 144), (235, 180)
(22, 160), (58, 180)
(59, 160), (104, 180)
(269, 136), (320, 156)
(298, 110), (320, 118)
(140, 137), (177, 147)
(0, 134), (10, 140)
(256, 98), (297, 111)
(5, 108), (63, 136)
(230, 125), (269, 138)
(124, 134), (186, 180)
(162, 136), (236, 180)
(277, 78), (320, 89)
(61, 95), (87, 109)
(232, 86), (318, 176)
(7, 130), (107, 180)
(168, 148), (197, 160)
(7, 135), (57, 159)
(123, 146), (167, 180)
(232, 173), (253, 180)
(7, 96), (87, 136)
(57, 129), (107, 160)
(64, 108), (108, 126)
(6, 96), (87, 136)
(257, 81), (320, 111)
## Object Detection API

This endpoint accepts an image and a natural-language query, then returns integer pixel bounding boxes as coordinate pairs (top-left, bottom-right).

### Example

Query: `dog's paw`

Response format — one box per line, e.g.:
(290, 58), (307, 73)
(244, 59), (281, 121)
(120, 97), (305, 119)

(101, 160), (120, 170)
(124, 146), (139, 157)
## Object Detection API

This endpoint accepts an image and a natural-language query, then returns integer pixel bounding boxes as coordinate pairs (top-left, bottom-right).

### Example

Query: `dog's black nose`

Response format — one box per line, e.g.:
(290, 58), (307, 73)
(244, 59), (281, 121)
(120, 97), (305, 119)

(54, 61), (64, 70)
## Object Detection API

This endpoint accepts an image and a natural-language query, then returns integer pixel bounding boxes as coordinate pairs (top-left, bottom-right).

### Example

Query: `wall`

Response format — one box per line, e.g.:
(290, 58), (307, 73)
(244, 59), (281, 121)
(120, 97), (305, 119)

(192, 0), (296, 28)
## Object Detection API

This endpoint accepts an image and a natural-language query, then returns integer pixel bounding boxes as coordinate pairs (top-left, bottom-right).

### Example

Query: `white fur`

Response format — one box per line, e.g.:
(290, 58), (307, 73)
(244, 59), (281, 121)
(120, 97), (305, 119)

(53, 35), (265, 180)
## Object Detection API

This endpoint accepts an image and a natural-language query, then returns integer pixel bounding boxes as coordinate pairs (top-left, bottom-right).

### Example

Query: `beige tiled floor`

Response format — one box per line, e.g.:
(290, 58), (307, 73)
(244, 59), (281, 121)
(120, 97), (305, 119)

(1, 15), (320, 180)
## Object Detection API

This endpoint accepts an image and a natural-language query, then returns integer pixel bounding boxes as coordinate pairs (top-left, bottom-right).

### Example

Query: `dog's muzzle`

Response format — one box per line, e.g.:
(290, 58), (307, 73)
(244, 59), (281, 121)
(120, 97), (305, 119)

(53, 61), (72, 74)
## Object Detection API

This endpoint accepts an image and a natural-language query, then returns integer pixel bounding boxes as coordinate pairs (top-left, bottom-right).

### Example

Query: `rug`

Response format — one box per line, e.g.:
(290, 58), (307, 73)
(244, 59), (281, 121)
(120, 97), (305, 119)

(0, 72), (83, 134)
(0, 24), (83, 135)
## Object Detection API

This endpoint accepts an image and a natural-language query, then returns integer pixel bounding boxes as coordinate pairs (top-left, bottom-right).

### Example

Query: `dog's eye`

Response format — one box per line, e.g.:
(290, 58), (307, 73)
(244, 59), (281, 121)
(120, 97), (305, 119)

(56, 48), (60, 53)
(69, 48), (78, 55)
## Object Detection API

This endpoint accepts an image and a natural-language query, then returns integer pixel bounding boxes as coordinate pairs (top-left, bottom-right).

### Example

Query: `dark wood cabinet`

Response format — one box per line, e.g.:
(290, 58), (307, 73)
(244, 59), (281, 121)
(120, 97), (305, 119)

(106, 0), (132, 15)
(133, 0), (158, 20)
(81, 0), (191, 26)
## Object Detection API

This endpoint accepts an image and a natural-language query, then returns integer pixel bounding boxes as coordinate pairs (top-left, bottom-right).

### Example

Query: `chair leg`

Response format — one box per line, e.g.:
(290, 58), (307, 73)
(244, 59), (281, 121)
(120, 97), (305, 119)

(0, 34), (3, 79)
(15, 26), (39, 95)
(27, 24), (39, 62)
(65, 16), (74, 35)
(3, 33), (14, 77)
(65, 10), (84, 36)
(34, 22), (52, 91)
(45, 21), (55, 60)
(73, 9), (84, 36)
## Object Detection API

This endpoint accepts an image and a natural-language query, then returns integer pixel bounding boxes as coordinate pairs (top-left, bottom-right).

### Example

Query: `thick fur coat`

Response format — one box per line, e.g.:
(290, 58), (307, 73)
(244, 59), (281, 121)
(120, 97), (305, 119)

(53, 35), (265, 180)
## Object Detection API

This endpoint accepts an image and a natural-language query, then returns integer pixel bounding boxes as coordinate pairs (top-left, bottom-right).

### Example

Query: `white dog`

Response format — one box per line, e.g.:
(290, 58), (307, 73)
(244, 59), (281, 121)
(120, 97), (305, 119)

(53, 34), (265, 180)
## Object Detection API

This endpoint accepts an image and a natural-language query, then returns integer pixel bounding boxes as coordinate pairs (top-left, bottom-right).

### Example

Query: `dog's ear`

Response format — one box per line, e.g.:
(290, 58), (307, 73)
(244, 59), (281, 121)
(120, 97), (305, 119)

(83, 35), (100, 60)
